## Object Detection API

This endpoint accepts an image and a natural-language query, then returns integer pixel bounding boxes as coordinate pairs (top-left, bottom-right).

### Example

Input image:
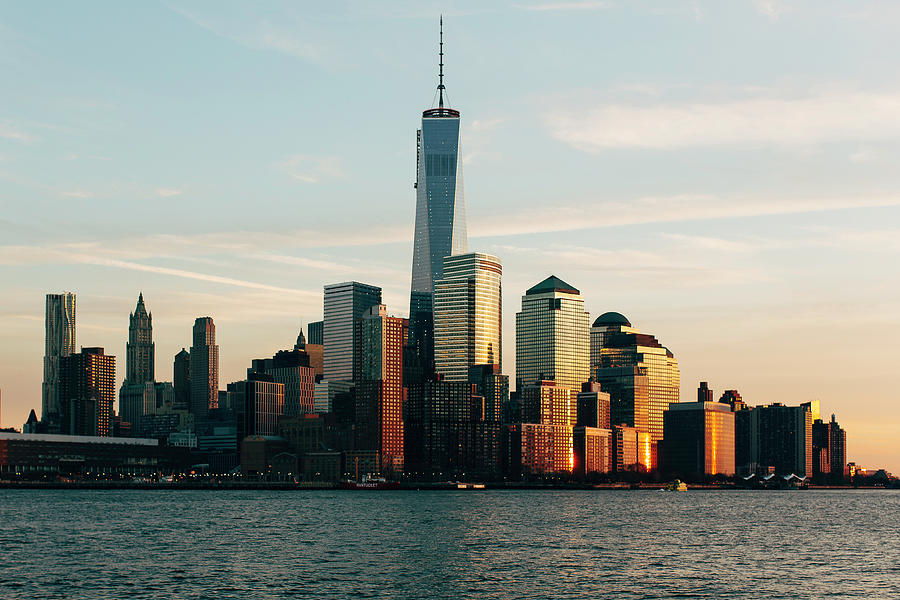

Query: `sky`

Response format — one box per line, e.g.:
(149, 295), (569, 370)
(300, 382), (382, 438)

(1, 1), (899, 472)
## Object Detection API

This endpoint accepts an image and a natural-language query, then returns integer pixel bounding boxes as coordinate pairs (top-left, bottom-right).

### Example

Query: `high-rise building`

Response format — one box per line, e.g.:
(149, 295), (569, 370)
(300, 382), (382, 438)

(42, 292), (76, 420)
(59, 347), (115, 437)
(590, 312), (638, 374)
(125, 293), (154, 384)
(754, 403), (813, 477)
(190, 317), (219, 420)
(576, 382), (611, 429)
(573, 426), (612, 478)
(433, 253), (501, 381)
(323, 281), (382, 382)
(521, 380), (576, 427)
(812, 413), (848, 483)
(354, 305), (405, 473)
(228, 374), (285, 443)
(612, 424), (652, 472)
(697, 381), (713, 403)
(596, 331), (680, 446)
(307, 321), (324, 346)
(515, 276), (590, 392)
(660, 401), (735, 477)
(829, 414), (846, 481)
(468, 364), (508, 424)
(250, 349), (316, 416)
(409, 19), (469, 380)
(504, 423), (574, 477)
(173, 349), (191, 411)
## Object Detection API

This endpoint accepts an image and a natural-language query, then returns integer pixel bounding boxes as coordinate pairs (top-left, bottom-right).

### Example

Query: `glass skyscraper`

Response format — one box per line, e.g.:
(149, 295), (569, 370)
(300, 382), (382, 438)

(323, 281), (382, 382)
(42, 292), (76, 420)
(409, 20), (468, 375)
(433, 252), (501, 381)
(515, 276), (590, 392)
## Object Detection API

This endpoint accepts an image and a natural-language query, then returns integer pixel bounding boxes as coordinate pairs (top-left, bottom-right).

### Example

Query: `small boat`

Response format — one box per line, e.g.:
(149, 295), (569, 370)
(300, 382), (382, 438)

(339, 473), (400, 490)
(664, 479), (688, 491)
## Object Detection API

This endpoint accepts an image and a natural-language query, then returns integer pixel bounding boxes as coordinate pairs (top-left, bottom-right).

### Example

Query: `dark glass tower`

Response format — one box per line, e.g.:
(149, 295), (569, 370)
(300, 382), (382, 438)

(409, 18), (468, 379)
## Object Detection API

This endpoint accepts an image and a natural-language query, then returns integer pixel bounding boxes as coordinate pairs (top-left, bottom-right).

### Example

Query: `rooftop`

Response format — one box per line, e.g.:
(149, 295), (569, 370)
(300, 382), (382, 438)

(592, 311), (631, 328)
(525, 275), (580, 296)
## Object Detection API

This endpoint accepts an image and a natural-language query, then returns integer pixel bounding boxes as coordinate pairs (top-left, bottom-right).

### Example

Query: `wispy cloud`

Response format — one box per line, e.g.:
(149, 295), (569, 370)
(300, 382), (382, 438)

(156, 188), (183, 197)
(61, 190), (93, 198)
(546, 90), (900, 151)
(515, 1), (612, 11)
(0, 120), (36, 143)
(275, 154), (343, 184)
(756, 0), (786, 20)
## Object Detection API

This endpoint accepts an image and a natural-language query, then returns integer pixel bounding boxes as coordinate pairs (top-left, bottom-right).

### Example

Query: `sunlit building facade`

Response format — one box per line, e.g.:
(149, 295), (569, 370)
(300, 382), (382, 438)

(660, 401), (735, 477)
(59, 347), (115, 437)
(576, 382), (611, 430)
(42, 292), (76, 421)
(250, 349), (316, 416)
(190, 317), (219, 420)
(573, 426), (612, 477)
(355, 305), (406, 474)
(521, 380), (576, 427)
(597, 331), (679, 445)
(507, 423), (574, 476)
(612, 424), (652, 472)
(515, 276), (590, 392)
(590, 312), (638, 374)
(433, 253), (502, 381)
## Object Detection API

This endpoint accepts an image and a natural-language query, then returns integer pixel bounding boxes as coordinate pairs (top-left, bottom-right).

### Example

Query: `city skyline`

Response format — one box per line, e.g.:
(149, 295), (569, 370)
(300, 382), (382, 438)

(2, 3), (900, 473)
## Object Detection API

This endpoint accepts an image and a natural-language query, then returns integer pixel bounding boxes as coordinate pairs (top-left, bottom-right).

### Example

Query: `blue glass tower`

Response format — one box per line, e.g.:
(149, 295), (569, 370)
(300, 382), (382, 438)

(408, 18), (468, 377)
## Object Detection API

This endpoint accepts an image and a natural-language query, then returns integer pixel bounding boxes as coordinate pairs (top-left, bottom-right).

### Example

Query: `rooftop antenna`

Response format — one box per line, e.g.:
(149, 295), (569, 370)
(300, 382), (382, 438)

(438, 16), (445, 109)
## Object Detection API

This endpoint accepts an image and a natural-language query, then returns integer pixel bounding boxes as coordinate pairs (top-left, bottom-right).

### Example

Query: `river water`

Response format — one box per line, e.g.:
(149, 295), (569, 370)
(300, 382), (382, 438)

(1, 489), (897, 599)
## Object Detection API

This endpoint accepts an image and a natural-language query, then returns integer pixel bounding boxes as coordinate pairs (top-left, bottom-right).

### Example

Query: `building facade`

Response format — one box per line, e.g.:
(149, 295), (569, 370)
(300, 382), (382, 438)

(58, 347), (115, 437)
(42, 292), (76, 420)
(515, 276), (590, 392)
(190, 317), (219, 420)
(323, 281), (382, 382)
(433, 253), (502, 381)
(660, 401), (735, 478)
(754, 403), (813, 477)
(307, 321), (324, 346)
(590, 312), (638, 374)
(125, 293), (154, 385)
(250, 349), (316, 416)
(228, 375), (286, 443)
(173, 349), (191, 411)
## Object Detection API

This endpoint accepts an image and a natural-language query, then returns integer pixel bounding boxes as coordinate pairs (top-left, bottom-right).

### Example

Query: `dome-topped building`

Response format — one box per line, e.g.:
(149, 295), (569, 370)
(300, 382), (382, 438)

(590, 311), (638, 374)
(592, 312), (631, 328)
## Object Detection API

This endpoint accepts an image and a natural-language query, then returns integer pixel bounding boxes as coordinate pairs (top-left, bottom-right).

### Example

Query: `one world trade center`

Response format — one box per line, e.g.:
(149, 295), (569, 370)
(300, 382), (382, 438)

(408, 18), (468, 378)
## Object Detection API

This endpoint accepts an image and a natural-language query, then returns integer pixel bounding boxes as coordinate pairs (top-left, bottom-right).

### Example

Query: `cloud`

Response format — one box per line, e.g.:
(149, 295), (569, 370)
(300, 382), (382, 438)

(515, 1), (612, 11)
(248, 253), (355, 272)
(756, 0), (786, 20)
(546, 90), (900, 151)
(61, 191), (93, 198)
(0, 121), (36, 143)
(275, 154), (343, 184)
(156, 188), (183, 197)
(471, 193), (900, 238)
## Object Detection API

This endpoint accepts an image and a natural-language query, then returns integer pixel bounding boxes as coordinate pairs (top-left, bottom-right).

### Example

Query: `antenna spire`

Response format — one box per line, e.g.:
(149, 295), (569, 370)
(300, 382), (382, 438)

(438, 16), (445, 109)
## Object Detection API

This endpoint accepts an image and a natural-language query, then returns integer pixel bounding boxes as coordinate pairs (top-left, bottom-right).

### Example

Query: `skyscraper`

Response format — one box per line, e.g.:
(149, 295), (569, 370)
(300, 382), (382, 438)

(249, 349), (316, 416)
(409, 19), (468, 377)
(515, 276), (590, 391)
(190, 317), (219, 420)
(173, 349), (191, 411)
(125, 293), (154, 384)
(323, 282), (382, 382)
(355, 304), (405, 473)
(433, 252), (501, 381)
(59, 347), (115, 436)
(596, 331), (680, 446)
(590, 312), (638, 374)
(42, 292), (76, 420)
(660, 401), (735, 477)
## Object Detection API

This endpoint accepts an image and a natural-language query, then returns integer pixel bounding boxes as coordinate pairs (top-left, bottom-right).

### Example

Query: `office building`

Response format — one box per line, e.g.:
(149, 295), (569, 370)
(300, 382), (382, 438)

(228, 374), (285, 443)
(515, 276), (590, 391)
(521, 380), (576, 427)
(576, 382), (611, 429)
(468, 364), (508, 424)
(573, 426), (612, 478)
(173, 349), (190, 411)
(595, 366), (650, 434)
(433, 253), (502, 381)
(323, 281), (382, 382)
(307, 321), (324, 346)
(590, 312), (637, 374)
(250, 349), (316, 416)
(754, 403), (813, 477)
(42, 292), (76, 421)
(612, 424), (652, 472)
(829, 414), (847, 481)
(409, 19), (469, 380)
(58, 347), (115, 437)
(354, 305), (405, 473)
(660, 401), (735, 477)
(190, 317), (219, 420)
(125, 293), (154, 384)
(505, 423), (573, 477)
(812, 414), (848, 483)
(596, 331), (679, 446)
(697, 381), (713, 403)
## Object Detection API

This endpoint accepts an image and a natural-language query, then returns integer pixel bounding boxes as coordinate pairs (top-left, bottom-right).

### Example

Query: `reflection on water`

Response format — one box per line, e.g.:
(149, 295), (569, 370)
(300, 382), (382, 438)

(1, 489), (897, 599)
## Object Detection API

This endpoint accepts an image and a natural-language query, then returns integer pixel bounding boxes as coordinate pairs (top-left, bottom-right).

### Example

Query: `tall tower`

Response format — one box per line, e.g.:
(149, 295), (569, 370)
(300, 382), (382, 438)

(126, 292), (155, 384)
(409, 17), (468, 377)
(190, 317), (219, 420)
(433, 252), (502, 381)
(323, 281), (382, 382)
(42, 292), (76, 420)
(515, 276), (590, 392)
